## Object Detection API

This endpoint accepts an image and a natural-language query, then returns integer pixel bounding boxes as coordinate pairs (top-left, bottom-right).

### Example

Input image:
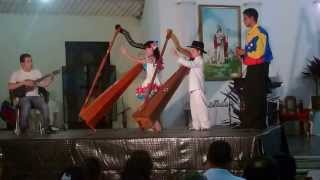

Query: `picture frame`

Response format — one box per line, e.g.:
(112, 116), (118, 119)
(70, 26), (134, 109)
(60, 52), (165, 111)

(199, 5), (242, 81)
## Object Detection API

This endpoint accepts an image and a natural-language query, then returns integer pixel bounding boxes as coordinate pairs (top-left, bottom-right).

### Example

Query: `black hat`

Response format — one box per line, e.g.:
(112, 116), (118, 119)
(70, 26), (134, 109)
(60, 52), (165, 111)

(187, 41), (207, 54)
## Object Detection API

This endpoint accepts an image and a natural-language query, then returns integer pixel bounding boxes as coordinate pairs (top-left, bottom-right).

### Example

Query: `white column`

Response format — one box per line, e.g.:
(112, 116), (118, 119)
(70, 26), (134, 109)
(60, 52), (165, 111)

(176, 0), (197, 45)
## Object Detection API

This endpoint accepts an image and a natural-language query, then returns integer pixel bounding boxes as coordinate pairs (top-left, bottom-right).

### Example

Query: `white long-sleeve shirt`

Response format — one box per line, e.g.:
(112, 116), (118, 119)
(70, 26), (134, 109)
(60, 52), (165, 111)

(178, 56), (205, 92)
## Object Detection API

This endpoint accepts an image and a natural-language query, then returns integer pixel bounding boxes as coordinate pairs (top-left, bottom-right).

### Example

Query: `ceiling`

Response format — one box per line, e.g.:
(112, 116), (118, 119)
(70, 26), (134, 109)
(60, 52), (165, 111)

(0, 0), (145, 18)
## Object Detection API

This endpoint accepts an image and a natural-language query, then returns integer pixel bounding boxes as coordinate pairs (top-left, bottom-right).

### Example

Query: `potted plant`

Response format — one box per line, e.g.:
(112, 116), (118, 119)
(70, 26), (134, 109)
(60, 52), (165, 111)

(303, 56), (320, 110)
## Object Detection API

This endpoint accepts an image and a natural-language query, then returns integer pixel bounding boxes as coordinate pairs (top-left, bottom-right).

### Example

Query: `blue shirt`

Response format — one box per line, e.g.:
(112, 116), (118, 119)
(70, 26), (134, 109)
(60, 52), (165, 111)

(204, 168), (245, 180)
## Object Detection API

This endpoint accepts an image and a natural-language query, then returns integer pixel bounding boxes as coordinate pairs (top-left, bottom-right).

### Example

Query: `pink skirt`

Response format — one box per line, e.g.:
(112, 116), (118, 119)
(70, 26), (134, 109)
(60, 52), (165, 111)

(135, 83), (160, 100)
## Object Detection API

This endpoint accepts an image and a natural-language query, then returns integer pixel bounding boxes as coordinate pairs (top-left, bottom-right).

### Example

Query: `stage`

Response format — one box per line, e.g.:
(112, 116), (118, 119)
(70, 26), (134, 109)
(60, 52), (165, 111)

(0, 126), (288, 180)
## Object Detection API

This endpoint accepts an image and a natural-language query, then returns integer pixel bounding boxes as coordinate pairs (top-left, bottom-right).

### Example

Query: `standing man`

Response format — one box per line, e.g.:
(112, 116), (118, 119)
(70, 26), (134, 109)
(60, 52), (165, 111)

(173, 41), (211, 130)
(8, 53), (54, 134)
(236, 8), (273, 129)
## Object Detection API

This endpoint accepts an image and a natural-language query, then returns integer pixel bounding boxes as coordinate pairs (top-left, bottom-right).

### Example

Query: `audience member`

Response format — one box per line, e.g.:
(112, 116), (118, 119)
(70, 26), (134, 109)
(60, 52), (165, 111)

(243, 156), (280, 180)
(273, 153), (296, 180)
(204, 140), (244, 180)
(59, 166), (84, 180)
(121, 150), (153, 180)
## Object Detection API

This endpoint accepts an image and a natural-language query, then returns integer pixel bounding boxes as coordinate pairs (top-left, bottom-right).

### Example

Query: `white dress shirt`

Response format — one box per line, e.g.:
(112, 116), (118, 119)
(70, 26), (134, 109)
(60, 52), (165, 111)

(178, 56), (205, 92)
(9, 69), (42, 96)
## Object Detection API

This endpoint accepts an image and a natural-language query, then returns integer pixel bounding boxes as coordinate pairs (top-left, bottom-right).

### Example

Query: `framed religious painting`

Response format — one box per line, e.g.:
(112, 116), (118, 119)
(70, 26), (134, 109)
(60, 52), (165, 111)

(199, 5), (242, 81)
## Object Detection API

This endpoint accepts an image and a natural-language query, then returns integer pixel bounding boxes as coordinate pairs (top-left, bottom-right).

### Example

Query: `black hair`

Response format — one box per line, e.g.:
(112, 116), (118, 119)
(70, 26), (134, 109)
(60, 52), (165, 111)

(82, 157), (102, 180)
(243, 8), (259, 22)
(243, 156), (280, 180)
(273, 153), (296, 180)
(58, 166), (84, 180)
(121, 150), (153, 180)
(20, 53), (32, 63)
(144, 41), (161, 61)
(207, 140), (233, 167)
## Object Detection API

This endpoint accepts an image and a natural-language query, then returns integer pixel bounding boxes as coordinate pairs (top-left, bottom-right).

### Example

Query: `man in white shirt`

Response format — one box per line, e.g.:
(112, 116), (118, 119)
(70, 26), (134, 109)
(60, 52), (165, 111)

(8, 53), (54, 134)
(173, 41), (211, 130)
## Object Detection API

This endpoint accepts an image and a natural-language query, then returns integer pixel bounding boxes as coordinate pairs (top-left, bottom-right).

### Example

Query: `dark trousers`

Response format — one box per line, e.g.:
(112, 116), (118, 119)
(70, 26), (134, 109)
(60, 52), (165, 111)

(19, 96), (49, 130)
(243, 63), (269, 129)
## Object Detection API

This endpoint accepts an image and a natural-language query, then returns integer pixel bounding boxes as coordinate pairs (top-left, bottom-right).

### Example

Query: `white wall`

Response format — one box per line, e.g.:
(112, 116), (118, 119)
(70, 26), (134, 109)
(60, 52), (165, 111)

(261, 0), (320, 105)
(0, 14), (143, 127)
(1, 0), (319, 128)
(141, 0), (161, 41)
(141, 0), (320, 127)
(154, 0), (248, 127)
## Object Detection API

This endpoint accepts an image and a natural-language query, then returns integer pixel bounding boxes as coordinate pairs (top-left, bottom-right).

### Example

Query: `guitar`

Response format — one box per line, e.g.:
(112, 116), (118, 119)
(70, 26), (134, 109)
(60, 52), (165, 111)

(10, 69), (60, 102)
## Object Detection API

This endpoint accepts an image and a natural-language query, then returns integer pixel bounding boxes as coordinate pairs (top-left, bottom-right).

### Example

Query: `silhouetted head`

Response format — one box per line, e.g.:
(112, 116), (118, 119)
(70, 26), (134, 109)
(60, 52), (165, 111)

(83, 157), (102, 180)
(121, 150), (153, 180)
(206, 140), (233, 169)
(59, 166), (84, 180)
(243, 156), (280, 180)
(273, 153), (296, 180)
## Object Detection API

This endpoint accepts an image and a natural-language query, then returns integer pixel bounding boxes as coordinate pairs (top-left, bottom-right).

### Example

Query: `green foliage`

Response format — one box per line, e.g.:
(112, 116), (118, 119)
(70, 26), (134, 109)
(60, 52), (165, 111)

(204, 57), (241, 81)
(303, 57), (320, 96)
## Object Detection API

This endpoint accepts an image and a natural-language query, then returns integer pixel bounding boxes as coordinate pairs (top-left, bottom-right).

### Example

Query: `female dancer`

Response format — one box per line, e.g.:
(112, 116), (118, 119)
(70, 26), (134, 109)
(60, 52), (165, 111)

(120, 41), (162, 132)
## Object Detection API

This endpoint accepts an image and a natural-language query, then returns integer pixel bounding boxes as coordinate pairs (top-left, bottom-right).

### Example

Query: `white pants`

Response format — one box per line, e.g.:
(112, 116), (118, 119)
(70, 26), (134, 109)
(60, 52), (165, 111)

(190, 90), (210, 129)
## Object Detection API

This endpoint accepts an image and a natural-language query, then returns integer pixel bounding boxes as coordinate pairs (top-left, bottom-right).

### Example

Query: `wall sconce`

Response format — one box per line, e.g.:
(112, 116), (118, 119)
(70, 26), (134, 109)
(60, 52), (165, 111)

(314, 0), (320, 8)
(243, 1), (262, 7)
(176, 0), (196, 5)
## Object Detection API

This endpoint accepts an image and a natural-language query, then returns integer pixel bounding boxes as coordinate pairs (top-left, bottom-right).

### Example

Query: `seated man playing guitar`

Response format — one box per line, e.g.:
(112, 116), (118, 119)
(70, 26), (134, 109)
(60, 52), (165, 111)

(8, 53), (56, 135)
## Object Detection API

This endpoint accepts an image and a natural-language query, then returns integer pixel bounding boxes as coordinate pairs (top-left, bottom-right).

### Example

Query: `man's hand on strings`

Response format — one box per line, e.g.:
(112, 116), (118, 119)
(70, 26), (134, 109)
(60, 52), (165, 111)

(23, 80), (35, 87)
(38, 75), (54, 88)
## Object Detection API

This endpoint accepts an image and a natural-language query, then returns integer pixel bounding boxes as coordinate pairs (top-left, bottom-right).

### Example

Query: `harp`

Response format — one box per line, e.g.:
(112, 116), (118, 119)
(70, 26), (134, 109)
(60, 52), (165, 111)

(133, 30), (192, 129)
(79, 25), (171, 129)
(79, 25), (145, 129)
